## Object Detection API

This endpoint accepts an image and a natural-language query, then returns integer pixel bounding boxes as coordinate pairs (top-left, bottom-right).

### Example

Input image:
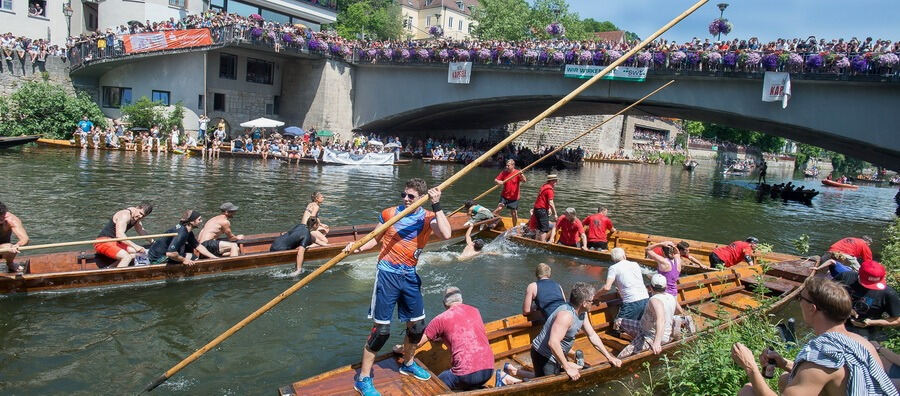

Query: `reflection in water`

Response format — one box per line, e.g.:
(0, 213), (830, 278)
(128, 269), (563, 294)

(0, 146), (895, 394)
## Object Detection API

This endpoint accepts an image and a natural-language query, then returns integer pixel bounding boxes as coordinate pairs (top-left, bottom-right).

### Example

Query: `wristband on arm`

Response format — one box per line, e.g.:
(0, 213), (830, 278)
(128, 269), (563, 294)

(431, 202), (442, 212)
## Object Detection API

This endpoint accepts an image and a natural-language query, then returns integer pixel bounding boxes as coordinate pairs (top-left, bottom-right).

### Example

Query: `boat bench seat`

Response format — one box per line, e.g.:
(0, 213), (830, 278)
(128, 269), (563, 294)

(740, 274), (801, 295)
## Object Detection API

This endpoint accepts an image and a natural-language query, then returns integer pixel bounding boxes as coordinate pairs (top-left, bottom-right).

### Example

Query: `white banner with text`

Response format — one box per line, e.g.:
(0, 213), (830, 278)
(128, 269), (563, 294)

(448, 62), (472, 84)
(762, 71), (792, 109)
(563, 65), (648, 81)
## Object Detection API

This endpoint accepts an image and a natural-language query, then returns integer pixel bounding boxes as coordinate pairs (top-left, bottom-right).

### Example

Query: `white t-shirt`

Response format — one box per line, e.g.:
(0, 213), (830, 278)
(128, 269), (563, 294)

(606, 260), (649, 303)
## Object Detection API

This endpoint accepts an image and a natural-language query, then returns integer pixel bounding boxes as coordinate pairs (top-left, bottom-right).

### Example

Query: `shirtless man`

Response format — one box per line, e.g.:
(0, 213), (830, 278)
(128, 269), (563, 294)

(301, 191), (329, 232)
(94, 202), (152, 268)
(458, 224), (488, 260)
(197, 202), (243, 258)
(0, 202), (30, 273)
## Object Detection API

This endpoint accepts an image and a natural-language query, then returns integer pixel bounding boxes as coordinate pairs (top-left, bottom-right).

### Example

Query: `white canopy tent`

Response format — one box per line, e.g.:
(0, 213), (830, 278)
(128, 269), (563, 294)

(367, 140), (384, 146)
(240, 117), (285, 128)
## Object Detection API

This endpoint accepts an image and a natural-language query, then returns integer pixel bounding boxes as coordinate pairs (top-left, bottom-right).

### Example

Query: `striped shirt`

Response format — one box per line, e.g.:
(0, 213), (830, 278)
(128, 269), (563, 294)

(790, 332), (897, 396)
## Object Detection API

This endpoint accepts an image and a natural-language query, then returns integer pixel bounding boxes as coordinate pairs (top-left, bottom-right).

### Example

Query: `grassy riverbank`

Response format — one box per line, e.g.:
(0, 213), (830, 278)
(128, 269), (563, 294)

(881, 217), (900, 351)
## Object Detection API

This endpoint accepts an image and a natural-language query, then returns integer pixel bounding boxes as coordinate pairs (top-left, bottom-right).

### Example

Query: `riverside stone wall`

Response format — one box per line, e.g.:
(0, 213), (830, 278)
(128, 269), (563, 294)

(0, 56), (75, 96)
(506, 114), (624, 155)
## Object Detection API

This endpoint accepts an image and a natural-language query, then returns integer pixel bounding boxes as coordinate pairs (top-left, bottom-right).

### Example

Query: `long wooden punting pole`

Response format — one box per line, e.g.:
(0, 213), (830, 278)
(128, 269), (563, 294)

(449, 79), (676, 216)
(143, 1), (709, 391)
(0, 233), (177, 253)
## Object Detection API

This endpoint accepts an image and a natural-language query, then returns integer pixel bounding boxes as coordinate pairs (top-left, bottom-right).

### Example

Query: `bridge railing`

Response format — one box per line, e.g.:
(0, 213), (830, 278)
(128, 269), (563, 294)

(67, 25), (900, 80)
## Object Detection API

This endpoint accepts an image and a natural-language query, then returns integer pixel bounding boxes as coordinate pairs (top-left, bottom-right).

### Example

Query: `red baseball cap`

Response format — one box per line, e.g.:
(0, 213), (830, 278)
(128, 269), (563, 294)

(858, 260), (886, 290)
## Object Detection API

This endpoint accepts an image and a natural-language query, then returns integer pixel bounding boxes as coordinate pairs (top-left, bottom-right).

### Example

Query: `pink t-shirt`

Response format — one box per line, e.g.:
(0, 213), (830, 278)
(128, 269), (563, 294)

(424, 303), (494, 375)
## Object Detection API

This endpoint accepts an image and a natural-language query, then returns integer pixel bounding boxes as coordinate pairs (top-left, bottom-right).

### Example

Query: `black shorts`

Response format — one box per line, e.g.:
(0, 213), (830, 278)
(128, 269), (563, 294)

(709, 252), (726, 267)
(534, 208), (550, 233)
(201, 240), (222, 256)
(587, 241), (609, 250)
(530, 348), (560, 378)
(499, 197), (519, 210)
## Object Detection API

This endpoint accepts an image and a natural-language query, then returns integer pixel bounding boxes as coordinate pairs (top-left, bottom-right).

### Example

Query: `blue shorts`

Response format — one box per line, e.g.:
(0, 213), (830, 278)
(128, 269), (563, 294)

(369, 268), (425, 324)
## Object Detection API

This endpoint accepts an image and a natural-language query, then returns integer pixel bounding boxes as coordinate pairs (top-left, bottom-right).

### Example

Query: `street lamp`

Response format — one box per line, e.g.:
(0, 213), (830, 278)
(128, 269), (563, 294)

(63, 2), (74, 37)
(716, 3), (728, 41)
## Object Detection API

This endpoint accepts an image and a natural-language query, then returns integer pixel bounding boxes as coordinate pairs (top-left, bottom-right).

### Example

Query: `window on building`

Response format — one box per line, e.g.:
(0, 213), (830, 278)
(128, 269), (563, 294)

(102, 87), (132, 108)
(168, 0), (186, 8)
(458, 20), (462, 31)
(424, 0), (433, 5)
(468, 24), (474, 34)
(28, 0), (46, 16)
(261, 9), (290, 24)
(425, 16), (431, 27)
(456, 1), (463, 9)
(228, 0), (259, 18)
(1, 0), (12, 11)
(198, 94), (204, 110)
(152, 90), (171, 106)
(406, 16), (413, 30)
(448, 16), (453, 28)
(219, 53), (236, 80)
(210, 0), (225, 11)
(246, 58), (273, 85)
(213, 93), (226, 111)
(265, 103), (274, 115)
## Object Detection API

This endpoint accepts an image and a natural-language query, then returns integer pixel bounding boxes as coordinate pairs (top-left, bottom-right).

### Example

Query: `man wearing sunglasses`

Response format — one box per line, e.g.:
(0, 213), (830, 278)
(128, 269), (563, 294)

(344, 178), (452, 396)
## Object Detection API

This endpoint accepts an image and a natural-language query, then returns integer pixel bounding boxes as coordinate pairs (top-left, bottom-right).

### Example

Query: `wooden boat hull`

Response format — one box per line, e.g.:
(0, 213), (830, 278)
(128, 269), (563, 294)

(584, 158), (639, 164)
(0, 134), (41, 148)
(0, 214), (496, 294)
(280, 257), (816, 395)
(821, 179), (859, 189)
(192, 148), (410, 165)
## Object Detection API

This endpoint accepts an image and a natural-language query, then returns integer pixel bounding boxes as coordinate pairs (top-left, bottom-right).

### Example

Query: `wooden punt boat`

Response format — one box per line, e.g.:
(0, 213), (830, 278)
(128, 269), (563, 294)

(821, 179), (859, 189)
(0, 134), (41, 148)
(37, 138), (189, 152)
(190, 148), (411, 165)
(482, 217), (800, 273)
(279, 258), (816, 395)
(0, 214), (496, 294)
(583, 158), (640, 164)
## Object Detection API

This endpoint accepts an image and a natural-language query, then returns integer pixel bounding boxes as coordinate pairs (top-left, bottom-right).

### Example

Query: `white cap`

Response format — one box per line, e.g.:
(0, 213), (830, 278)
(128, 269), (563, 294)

(565, 207), (576, 215)
(650, 274), (667, 290)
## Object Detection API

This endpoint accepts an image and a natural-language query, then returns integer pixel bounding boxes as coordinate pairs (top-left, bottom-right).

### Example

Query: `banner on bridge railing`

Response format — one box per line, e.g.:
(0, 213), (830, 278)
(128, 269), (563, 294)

(123, 29), (213, 54)
(448, 62), (472, 84)
(761, 71), (792, 109)
(563, 65), (648, 81)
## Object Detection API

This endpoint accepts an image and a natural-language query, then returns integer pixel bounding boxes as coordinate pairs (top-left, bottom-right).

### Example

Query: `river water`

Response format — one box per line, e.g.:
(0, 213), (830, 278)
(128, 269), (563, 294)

(0, 146), (896, 395)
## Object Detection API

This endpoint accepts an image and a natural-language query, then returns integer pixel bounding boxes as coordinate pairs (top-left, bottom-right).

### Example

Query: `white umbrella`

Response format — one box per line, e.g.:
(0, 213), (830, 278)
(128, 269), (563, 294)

(367, 140), (384, 146)
(239, 117), (285, 128)
(384, 142), (402, 149)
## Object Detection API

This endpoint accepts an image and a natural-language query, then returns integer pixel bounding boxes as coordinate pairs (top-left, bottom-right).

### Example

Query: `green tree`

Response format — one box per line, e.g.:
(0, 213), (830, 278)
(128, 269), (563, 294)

(694, 121), (785, 153)
(682, 120), (705, 137)
(529, 0), (587, 40)
(0, 81), (105, 139)
(582, 18), (618, 32)
(121, 97), (186, 131)
(471, 0), (531, 41)
(334, 0), (403, 40)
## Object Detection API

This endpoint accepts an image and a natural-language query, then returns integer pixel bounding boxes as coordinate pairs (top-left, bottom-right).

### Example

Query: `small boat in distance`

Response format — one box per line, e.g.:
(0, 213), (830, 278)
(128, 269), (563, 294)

(0, 134), (41, 149)
(822, 179), (859, 189)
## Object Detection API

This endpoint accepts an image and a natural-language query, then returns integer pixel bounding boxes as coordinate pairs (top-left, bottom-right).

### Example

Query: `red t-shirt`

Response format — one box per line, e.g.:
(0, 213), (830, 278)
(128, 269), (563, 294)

(423, 303), (494, 375)
(712, 241), (753, 267)
(582, 213), (614, 242)
(496, 169), (525, 201)
(828, 237), (873, 261)
(533, 183), (554, 209)
(555, 215), (584, 245)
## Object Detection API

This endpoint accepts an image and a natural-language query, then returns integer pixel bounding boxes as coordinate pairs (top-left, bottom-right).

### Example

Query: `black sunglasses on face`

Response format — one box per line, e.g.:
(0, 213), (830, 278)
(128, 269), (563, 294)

(400, 193), (418, 200)
(795, 294), (814, 305)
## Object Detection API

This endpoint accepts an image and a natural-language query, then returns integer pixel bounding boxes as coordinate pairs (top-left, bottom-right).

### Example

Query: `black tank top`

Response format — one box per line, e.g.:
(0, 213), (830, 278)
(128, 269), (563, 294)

(535, 278), (566, 318)
(98, 209), (137, 238)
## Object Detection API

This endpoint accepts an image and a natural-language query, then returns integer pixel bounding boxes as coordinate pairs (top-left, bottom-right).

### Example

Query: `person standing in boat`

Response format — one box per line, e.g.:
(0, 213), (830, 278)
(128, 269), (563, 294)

(146, 210), (218, 265)
(493, 159), (527, 226)
(582, 207), (616, 251)
(497, 282), (621, 386)
(709, 237), (758, 268)
(0, 202), (29, 273)
(522, 263), (567, 323)
(530, 174), (559, 242)
(600, 248), (650, 323)
(93, 202), (153, 268)
(645, 241), (682, 297)
(550, 208), (588, 250)
(269, 216), (329, 275)
(757, 160), (768, 184)
(301, 192), (329, 233)
(342, 178), (451, 396)
(400, 287), (494, 391)
(197, 203), (243, 258)
(732, 277), (896, 396)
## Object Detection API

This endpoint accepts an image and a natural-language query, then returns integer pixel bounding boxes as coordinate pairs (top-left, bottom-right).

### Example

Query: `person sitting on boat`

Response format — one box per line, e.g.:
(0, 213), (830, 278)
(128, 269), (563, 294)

(522, 263), (567, 323)
(493, 159), (527, 226)
(146, 210), (218, 265)
(615, 274), (685, 358)
(270, 216), (328, 275)
(395, 287), (495, 391)
(816, 236), (873, 277)
(731, 277), (896, 396)
(93, 202), (153, 268)
(530, 175), (559, 243)
(462, 200), (494, 227)
(197, 203), (243, 258)
(600, 248), (650, 324)
(231, 138), (244, 152)
(550, 208), (587, 250)
(497, 282), (621, 386)
(0, 201), (29, 273)
(645, 242), (681, 297)
(582, 207), (616, 251)
(709, 237), (758, 268)
(833, 261), (900, 341)
(342, 178), (452, 396)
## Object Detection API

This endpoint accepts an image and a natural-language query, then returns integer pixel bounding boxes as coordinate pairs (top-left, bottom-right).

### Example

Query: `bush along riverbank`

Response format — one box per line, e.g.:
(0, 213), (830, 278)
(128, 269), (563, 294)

(880, 217), (900, 351)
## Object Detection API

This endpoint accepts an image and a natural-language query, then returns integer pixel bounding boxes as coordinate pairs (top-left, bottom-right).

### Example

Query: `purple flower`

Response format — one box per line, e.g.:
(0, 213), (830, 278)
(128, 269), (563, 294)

(745, 52), (761, 66)
(501, 49), (514, 59)
(708, 18), (732, 36)
(282, 33), (293, 43)
(417, 49), (429, 60)
(545, 23), (564, 36)
(366, 49), (377, 59)
(593, 51), (605, 65)
(653, 51), (667, 65)
(578, 50), (591, 63)
(341, 46), (352, 58)
(477, 48), (491, 61)
(686, 52), (701, 65)
(307, 39), (321, 51)
(670, 51), (686, 63)
(835, 57), (850, 69)
(249, 13), (262, 21)
(439, 49), (449, 60)
(552, 51), (564, 64)
(267, 31), (276, 40)
(636, 51), (652, 65)
(708, 52), (722, 64)
(877, 53), (899, 67)
(524, 49), (538, 61)
(564, 50), (576, 64)
(515, 49), (524, 62)
(607, 50), (622, 61)
(805, 54), (823, 69)
(295, 37), (305, 47)
(538, 51), (549, 64)
(788, 53), (804, 66)
(250, 27), (262, 38)
(762, 53), (778, 70)
(382, 48), (394, 59)
(329, 44), (341, 55)
(456, 48), (470, 61)
(851, 55), (867, 72)
(723, 52), (737, 67)
(429, 26), (443, 37)
(401, 49), (411, 60)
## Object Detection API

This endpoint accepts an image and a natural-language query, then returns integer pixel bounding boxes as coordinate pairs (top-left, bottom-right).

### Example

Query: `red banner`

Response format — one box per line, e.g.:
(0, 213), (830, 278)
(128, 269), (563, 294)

(123, 29), (213, 54)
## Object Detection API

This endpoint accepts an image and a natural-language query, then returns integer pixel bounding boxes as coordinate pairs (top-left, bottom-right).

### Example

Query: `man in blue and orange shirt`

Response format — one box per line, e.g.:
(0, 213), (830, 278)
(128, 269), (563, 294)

(344, 178), (452, 396)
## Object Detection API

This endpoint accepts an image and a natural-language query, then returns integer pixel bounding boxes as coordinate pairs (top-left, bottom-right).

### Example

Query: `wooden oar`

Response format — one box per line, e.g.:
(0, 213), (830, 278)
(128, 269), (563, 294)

(0, 233), (177, 253)
(449, 79), (676, 217)
(143, 1), (709, 392)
